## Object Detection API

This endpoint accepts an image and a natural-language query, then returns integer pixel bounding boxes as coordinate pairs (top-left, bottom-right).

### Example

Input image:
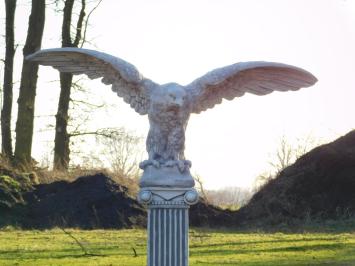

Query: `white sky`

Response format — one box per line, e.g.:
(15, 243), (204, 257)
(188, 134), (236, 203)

(1, 0), (355, 189)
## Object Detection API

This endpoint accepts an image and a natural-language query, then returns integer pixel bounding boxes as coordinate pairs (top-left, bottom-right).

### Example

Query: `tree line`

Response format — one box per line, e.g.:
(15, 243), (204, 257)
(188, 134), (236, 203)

(1, 0), (103, 171)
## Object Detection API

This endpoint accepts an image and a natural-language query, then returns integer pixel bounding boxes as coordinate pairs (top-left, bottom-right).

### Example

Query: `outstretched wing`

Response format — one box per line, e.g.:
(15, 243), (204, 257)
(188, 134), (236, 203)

(186, 61), (317, 114)
(26, 48), (158, 115)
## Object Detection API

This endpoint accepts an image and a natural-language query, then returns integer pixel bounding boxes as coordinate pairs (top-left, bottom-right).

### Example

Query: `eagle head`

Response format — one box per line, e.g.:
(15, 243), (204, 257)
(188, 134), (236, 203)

(155, 83), (188, 109)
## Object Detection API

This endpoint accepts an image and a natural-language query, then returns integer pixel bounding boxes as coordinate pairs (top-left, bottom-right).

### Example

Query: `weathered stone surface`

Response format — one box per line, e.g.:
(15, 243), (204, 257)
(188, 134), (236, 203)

(138, 187), (198, 266)
(139, 165), (194, 188)
(27, 48), (317, 177)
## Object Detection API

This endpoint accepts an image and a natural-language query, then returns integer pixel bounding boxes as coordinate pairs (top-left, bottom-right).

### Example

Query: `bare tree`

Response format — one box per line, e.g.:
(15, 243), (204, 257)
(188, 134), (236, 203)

(194, 174), (208, 202)
(253, 134), (320, 192)
(14, 0), (46, 167)
(252, 171), (274, 193)
(53, 0), (103, 171)
(99, 128), (143, 179)
(270, 134), (320, 174)
(269, 136), (294, 174)
(1, 0), (17, 158)
(57, 78), (113, 168)
(0, 66), (3, 110)
(206, 187), (252, 209)
(53, 0), (87, 171)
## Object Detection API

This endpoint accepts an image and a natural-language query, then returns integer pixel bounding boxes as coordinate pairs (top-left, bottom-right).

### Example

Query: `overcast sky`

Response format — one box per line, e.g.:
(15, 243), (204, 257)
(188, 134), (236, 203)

(1, 0), (355, 189)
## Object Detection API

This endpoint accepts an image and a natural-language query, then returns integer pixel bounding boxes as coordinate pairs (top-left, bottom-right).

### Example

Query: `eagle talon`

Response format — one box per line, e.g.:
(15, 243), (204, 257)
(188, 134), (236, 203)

(177, 160), (187, 172)
(139, 159), (161, 169)
(163, 160), (191, 172)
(183, 160), (192, 168)
(151, 160), (161, 168)
(139, 160), (149, 170)
(165, 160), (176, 167)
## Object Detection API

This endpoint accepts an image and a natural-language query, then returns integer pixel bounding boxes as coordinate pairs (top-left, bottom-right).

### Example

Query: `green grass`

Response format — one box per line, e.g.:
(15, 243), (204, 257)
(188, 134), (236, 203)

(0, 228), (355, 266)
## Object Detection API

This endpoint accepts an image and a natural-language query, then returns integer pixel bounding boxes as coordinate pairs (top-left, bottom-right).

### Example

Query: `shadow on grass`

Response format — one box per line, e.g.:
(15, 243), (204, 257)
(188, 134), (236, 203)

(190, 236), (343, 248)
(190, 216), (355, 235)
(0, 245), (136, 260)
(190, 242), (355, 256)
(192, 260), (355, 266)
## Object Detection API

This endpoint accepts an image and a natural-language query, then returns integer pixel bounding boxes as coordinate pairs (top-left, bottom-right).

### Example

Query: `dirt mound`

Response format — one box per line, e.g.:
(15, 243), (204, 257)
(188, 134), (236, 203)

(23, 173), (146, 229)
(0, 168), (236, 229)
(190, 199), (236, 227)
(21, 173), (232, 229)
(0, 164), (35, 227)
(237, 130), (355, 226)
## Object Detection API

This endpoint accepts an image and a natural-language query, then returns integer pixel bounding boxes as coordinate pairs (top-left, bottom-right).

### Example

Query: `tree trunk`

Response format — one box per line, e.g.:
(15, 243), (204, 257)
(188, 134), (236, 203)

(14, 0), (45, 167)
(1, 0), (17, 158)
(53, 72), (72, 170)
(53, 0), (86, 171)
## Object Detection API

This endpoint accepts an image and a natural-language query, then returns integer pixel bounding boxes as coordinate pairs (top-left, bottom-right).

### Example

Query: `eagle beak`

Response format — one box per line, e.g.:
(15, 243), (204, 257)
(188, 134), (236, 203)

(175, 99), (183, 107)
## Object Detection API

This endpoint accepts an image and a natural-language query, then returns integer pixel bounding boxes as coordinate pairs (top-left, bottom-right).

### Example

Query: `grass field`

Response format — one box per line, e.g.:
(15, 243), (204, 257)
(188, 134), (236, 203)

(0, 228), (355, 266)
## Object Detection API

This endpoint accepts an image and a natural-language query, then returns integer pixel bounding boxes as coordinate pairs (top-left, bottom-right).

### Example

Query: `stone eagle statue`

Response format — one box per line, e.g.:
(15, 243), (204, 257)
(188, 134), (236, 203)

(27, 48), (317, 176)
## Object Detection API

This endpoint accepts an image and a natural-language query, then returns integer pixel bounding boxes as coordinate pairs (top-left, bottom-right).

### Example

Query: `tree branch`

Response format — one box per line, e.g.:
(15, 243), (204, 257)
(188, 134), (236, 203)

(80, 0), (103, 48)
(69, 128), (118, 138)
(73, 0), (86, 47)
(70, 98), (105, 108)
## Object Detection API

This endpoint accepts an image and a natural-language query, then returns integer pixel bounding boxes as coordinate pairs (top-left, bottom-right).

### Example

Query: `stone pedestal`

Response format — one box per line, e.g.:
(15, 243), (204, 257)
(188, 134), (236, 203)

(138, 167), (198, 266)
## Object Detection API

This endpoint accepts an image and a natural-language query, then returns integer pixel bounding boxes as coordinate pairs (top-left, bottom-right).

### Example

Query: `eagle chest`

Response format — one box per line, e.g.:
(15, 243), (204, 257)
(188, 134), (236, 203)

(151, 106), (185, 132)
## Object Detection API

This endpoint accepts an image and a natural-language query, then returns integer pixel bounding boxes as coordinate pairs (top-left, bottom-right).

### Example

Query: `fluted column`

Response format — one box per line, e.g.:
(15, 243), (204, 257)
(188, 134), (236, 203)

(138, 187), (198, 266)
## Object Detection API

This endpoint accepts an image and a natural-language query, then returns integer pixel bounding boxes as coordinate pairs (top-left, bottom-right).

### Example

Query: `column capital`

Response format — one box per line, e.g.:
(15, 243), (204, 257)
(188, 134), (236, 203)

(138, 187), (199, 207)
